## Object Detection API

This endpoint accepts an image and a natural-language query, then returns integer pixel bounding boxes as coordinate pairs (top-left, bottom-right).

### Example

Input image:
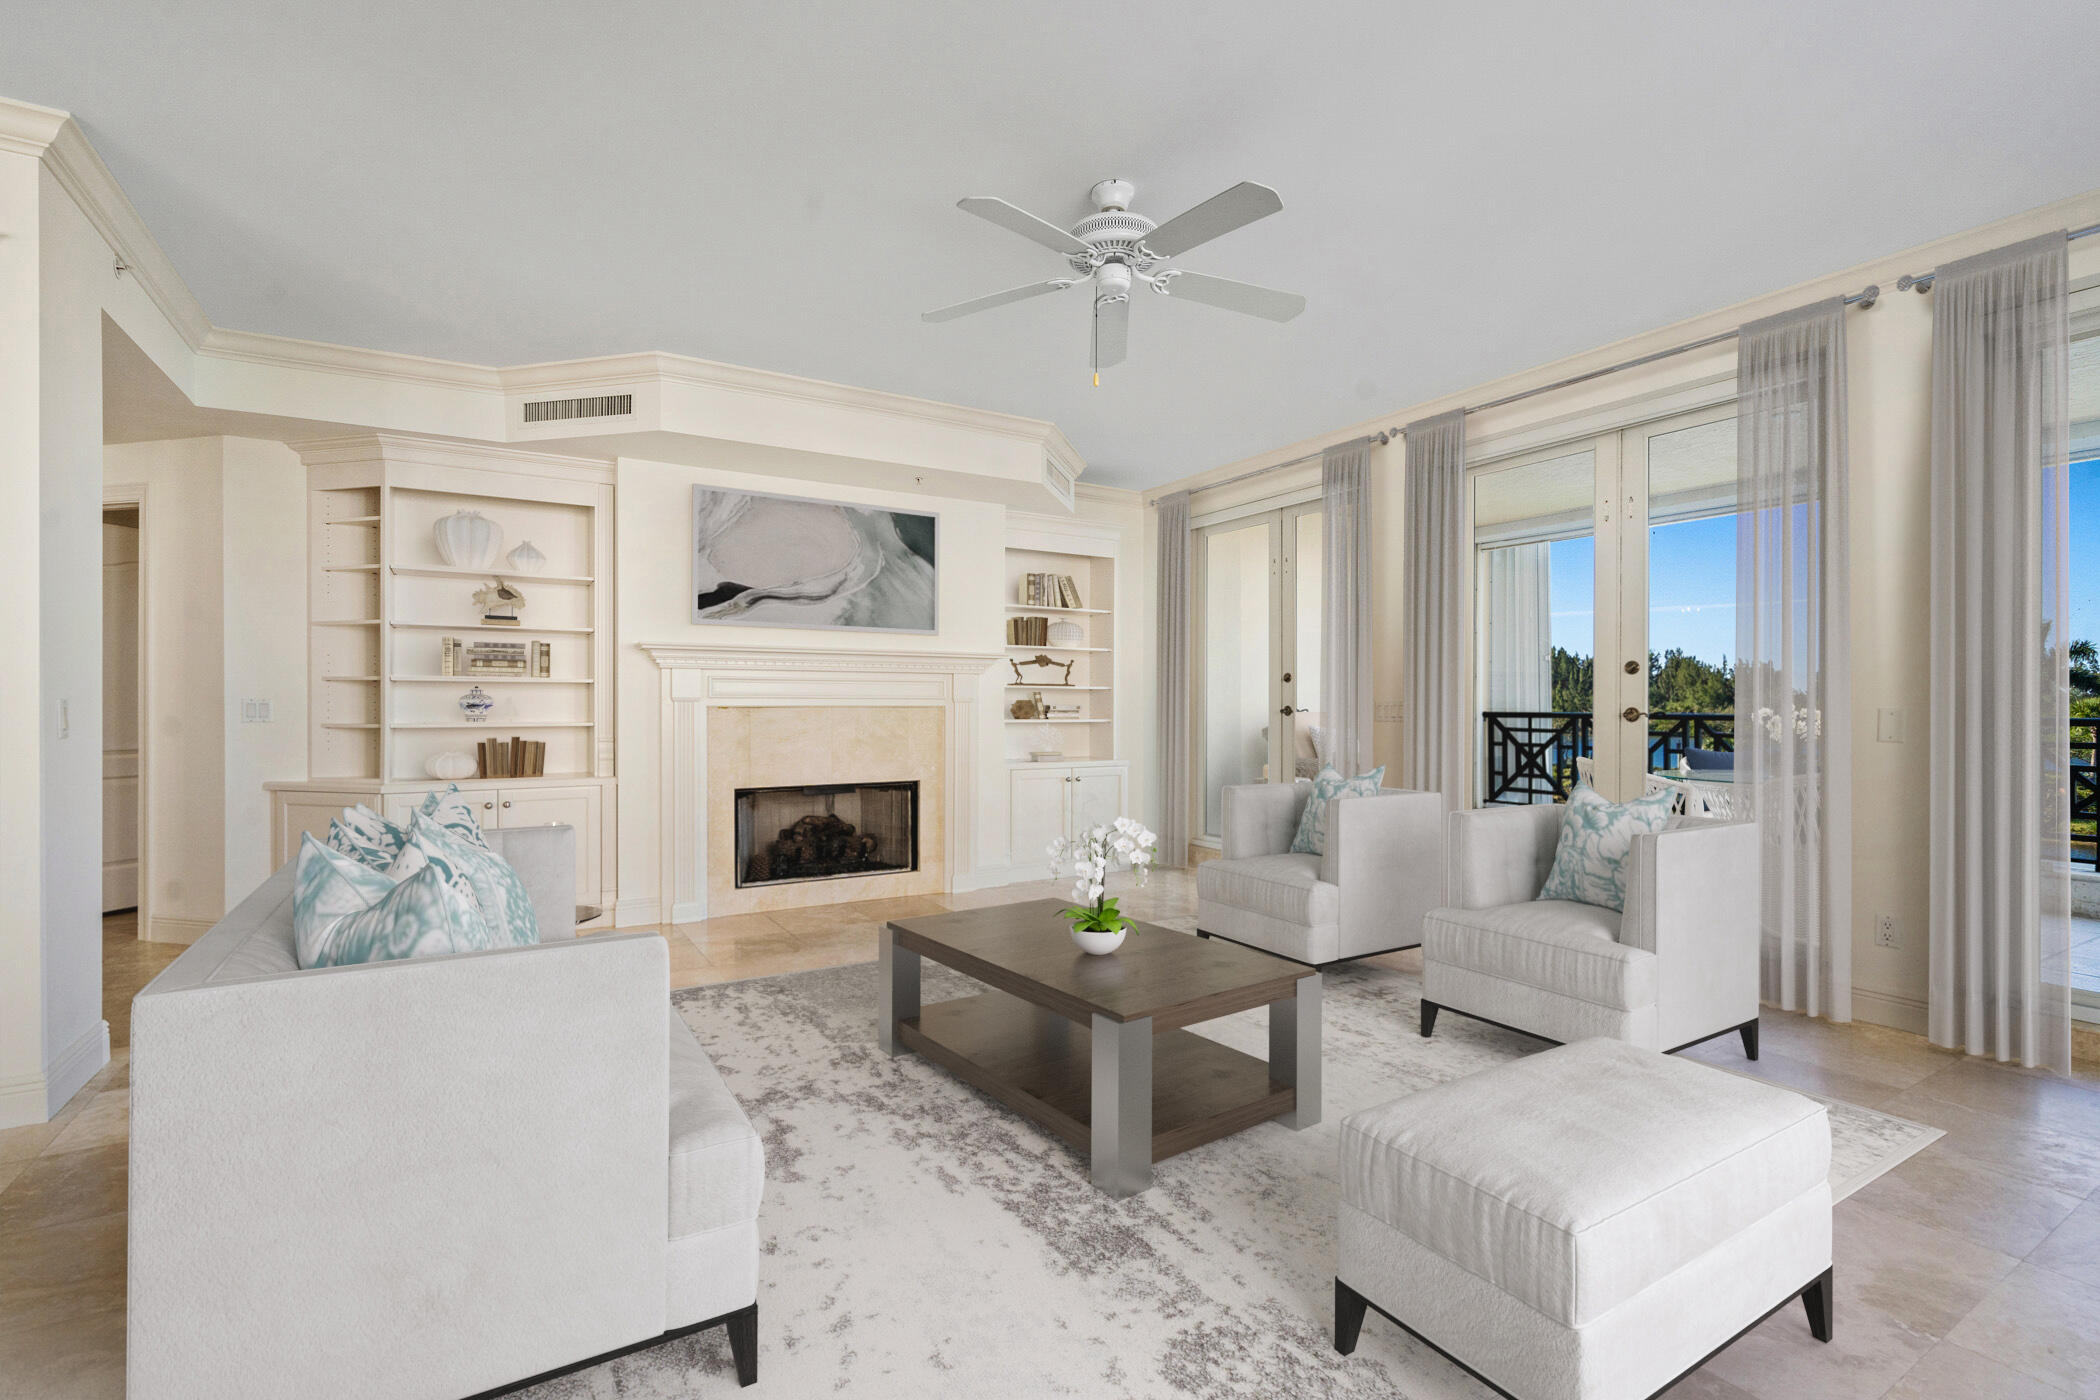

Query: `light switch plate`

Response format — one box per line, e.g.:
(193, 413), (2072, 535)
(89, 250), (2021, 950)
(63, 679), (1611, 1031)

(1876, 708), (1905, 743)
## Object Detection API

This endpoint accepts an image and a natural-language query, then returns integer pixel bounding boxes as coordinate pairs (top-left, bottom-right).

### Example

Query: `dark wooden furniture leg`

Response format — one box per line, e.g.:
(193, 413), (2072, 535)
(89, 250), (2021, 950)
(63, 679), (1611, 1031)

(1802, 1266), (1833, 1342)
(726, 1302), (759, 1385)
(1739, 1018), (1760, 1060)
(1420, 1000), (1438, 1037)
(1334, 1278), (1368, 1356)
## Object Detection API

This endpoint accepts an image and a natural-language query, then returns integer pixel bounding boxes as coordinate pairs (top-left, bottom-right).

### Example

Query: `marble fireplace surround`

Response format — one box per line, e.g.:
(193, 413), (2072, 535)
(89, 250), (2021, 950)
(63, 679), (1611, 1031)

(639, 644), (1001, 922)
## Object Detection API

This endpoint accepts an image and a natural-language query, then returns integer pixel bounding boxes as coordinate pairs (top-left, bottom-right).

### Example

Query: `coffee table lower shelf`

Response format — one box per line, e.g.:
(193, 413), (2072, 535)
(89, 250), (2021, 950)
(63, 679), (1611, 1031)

(897, 990), (1295, 1164)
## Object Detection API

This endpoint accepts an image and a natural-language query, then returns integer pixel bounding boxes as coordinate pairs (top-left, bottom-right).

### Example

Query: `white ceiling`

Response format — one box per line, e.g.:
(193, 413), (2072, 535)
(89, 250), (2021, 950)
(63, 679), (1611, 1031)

(8, 1), (2099, 488)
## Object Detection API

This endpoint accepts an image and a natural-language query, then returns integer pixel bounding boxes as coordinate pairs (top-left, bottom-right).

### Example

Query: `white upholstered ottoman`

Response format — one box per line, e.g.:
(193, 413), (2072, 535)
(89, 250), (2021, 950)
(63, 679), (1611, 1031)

(1335, 1038), (1832, 1400)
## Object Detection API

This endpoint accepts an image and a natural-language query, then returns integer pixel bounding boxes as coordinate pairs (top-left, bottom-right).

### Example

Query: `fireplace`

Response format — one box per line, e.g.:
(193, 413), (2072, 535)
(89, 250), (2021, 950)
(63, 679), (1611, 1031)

(734, 782), (920, 888)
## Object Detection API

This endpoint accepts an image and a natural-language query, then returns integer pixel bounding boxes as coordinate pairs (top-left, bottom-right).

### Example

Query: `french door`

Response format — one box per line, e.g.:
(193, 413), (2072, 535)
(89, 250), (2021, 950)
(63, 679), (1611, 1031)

(1193, 499), (1323, 841)
(1471, 402), (1741, 804)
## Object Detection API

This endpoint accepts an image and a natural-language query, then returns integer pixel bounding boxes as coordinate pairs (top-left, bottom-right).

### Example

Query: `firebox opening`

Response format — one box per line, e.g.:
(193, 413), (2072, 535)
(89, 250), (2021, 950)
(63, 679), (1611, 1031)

(733, 781), (920, 889)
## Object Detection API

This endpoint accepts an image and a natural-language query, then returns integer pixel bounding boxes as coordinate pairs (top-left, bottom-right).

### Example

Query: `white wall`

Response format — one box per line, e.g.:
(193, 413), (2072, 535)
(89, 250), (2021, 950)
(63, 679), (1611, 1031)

(102, 436), (307, 940)
(1165, 189), (2100, 1035)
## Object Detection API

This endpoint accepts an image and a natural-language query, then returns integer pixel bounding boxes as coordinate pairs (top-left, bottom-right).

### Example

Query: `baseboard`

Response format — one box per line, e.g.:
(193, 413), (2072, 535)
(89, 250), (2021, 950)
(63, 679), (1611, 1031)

(614, 896), (661, 928)
(1849, 988), (1928, 1037)
(953, 864), (1051, 891)
(0, 1069), (49, 1131)
(45, 1020), (110, 1117)
(145, 916), (214, 945)
(669, 899), (705, 924)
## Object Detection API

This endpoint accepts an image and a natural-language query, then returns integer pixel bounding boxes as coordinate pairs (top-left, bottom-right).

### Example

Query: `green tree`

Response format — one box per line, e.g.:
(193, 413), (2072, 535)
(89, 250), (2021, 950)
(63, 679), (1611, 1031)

(1551, 647), (1593, 714)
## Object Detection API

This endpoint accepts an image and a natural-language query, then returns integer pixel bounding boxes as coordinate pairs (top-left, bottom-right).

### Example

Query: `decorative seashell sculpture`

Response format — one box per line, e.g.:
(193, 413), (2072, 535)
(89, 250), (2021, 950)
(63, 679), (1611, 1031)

(425, 750), (478, 780)
(434, 509), (502, 569)
(505, 539), (546, 574)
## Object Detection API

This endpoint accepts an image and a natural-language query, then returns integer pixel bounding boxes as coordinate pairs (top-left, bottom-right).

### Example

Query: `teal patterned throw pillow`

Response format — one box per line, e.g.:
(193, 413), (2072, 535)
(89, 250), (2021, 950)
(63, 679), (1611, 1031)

(293, 834), (492, 969)
(328, 804), (408, 873)
(400, 810), (540, 948)
(1289, 765), (1388, 857)
(1537, 784), (1675, 912)
(418, 784), (492, 851)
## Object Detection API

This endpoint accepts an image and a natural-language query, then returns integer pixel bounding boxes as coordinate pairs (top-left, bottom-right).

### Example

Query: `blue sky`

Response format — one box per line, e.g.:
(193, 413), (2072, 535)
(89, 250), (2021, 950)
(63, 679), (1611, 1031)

(1549, 456), (2100, 669)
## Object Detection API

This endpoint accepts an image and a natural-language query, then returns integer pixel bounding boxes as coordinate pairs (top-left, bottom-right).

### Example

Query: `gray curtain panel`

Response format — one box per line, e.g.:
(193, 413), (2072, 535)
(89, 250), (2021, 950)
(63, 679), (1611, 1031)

(1482, 543), (1552, 714)
(1735, 298), (1853, 1022)
(1403, 411), (1468, 808)
(1321, 441), (1374, 775)
(1928, 233), (2074, 1074)
(1155, 491), (1192, 868)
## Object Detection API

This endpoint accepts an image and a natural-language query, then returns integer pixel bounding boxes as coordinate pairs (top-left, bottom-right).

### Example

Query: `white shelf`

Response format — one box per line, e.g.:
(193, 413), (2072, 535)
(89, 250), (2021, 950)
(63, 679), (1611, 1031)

(395, 675), (593, 685)
(322, 674), (380, 683)
(1005, 718), (1111, 725)
(326, 516), (381, 525)
(390, 621), (596, 635)
(391, 564), (595, 585)
(323, 564), (382, 574)
(320, 722), (381, 730)
(1004, 684), (1110, 691)
(1005, 604), (1110, 615)
(392, 721), (597, 731)
(316, 618), (381, 627)
(1006, 644), (1111, 654)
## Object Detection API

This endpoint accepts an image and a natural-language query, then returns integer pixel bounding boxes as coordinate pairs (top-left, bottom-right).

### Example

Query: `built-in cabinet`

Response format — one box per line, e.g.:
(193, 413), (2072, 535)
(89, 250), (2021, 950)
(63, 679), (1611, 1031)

(1010, 762), (1129, 864)
(267, 435), (617, 919)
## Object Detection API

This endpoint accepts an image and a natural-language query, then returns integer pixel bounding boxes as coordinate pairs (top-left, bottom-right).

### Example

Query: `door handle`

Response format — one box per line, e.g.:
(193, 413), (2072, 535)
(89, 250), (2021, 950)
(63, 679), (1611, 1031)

(1622, 707), (1646, 723)
(1279, 705), (1299, 717)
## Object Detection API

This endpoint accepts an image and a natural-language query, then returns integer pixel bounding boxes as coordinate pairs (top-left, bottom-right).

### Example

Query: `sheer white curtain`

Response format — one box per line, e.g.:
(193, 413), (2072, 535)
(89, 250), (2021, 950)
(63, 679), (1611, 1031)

(1928, 233), (2073, 1074)
(1155, 491), (1192, 868)
(1735, 298), (1852, 1021)
(1404, 411), (1468, 807)
(1321, 442), (1373, 775)
(1482, 544), (1551, 713)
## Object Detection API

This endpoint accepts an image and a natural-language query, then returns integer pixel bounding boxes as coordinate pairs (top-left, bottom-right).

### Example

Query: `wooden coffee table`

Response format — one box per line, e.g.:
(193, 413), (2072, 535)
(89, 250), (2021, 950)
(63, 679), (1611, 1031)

(879, 900), (1321, 1197)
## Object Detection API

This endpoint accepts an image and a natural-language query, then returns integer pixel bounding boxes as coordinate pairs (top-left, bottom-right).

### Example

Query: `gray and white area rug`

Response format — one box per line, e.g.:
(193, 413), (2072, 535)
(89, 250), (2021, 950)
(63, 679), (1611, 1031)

(524, 960), (1942, 1399)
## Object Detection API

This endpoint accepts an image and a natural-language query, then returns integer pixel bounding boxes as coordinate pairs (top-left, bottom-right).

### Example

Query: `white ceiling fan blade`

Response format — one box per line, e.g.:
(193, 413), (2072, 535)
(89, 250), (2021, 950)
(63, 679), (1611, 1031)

(1141, 181), (1283, 258)
(1157, 270), (1305, 322)
(921, 278), (1078, 324)
(957, 197), (1091, 257)
(1092, 294), (1129, 371)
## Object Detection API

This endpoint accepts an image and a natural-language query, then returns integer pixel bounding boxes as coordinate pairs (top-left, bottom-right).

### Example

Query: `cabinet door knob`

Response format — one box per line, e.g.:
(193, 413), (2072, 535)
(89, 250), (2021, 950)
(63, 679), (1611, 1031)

(501, 800), (511, 809)
(482, 802), (494, 810)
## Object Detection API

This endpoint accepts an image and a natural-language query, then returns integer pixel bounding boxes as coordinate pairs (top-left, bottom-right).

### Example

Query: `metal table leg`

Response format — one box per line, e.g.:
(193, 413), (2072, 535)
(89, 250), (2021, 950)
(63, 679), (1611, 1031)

(879, 925), (920, 1056)
(1271, 972), (1322, 1129)
(1090, 1012), (1153, 1196)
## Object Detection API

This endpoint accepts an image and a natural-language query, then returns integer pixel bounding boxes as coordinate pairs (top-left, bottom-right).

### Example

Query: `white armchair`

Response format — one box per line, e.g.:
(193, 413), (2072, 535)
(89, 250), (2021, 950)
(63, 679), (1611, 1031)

(1195, 782), (1445, 966)
(1420, 803), (1761, 1056)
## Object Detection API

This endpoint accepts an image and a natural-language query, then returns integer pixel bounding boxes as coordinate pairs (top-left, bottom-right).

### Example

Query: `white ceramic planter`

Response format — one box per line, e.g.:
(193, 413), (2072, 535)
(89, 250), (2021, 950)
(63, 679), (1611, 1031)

(1069, 925), (1127, 956)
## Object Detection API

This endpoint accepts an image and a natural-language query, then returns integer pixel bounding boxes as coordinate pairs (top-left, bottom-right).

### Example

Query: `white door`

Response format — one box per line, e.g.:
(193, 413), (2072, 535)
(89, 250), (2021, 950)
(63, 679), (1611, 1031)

(103, 517), (141, 912)
(1069, 769), (1124, 837)
(1194, 501), (1323, 841)
(1010, 767), (1070, 867)
(1469, 404), (1740, 805)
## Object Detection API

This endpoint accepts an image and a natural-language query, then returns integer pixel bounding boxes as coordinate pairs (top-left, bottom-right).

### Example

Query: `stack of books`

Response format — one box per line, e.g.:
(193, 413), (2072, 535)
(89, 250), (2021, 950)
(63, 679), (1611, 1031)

(1005, 616), (1053, 646)
(1040, 702), (1085, 719)
(441, 638), (552, 678)
(477, 736), (547, 779)
(1020, 573), (1083, 609)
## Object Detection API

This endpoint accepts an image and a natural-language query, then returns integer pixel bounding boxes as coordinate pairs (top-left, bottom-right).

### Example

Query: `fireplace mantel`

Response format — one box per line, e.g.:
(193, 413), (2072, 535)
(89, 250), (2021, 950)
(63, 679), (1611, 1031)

(640, 643), (1002, 922)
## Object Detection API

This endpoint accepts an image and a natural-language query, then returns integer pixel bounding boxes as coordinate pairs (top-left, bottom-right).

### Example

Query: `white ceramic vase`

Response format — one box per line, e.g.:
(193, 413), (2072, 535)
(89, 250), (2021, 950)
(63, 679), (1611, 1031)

(1069, 924), (1127, 956)
(424, 750), (477, 780)
(505, 539), (546, 574)
(434, 510), (502, 569)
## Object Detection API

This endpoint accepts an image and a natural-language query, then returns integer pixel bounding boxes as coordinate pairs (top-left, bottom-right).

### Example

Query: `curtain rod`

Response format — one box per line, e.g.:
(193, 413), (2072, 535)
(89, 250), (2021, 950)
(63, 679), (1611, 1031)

(1895, 221), (2100, 295)
(1149, 279), (1880, 506)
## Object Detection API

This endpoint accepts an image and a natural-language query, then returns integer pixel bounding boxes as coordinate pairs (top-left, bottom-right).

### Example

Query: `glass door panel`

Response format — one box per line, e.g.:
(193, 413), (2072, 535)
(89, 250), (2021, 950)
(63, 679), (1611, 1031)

(1286, 507), (1323, 777)
(1624, 410), (1740, 797)
(1474, 447), (1597, 803)
(1200, 519), (1275, 838)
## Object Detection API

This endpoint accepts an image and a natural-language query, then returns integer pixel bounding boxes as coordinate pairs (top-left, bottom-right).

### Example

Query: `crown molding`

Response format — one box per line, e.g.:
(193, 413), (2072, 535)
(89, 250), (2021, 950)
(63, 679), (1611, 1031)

(201, 327), (506, 393)
(289, 431), (615, 483)
(1, 98), (213, 351)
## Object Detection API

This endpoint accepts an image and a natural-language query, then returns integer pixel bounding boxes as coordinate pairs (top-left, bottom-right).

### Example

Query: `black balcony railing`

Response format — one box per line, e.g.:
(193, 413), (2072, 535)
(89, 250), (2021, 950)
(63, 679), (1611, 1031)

(2074, 717), (2099, 871)
(1482, 711), (1736, 805)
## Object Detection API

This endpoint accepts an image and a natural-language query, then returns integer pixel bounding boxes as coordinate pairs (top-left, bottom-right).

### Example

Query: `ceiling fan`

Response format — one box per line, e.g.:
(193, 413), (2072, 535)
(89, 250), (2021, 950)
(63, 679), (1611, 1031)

(922, 178), (1305, 382)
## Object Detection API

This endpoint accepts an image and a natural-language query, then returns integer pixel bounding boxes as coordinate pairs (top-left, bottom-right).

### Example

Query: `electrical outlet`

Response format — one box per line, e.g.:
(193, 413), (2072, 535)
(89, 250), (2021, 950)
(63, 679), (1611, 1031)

(1876, 708), (1906, 743)
(240, 698), (274, 723)
(1875, 913), (1899, 948)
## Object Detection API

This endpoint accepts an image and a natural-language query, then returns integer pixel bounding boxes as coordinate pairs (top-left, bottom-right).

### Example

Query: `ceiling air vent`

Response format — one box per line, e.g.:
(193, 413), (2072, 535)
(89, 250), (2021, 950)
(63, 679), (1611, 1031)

(523, 393), (633, 424)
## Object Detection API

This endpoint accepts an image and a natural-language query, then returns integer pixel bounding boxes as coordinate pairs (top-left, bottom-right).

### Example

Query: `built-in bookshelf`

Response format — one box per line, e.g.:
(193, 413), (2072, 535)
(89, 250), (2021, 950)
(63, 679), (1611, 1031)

(1002, 538), (1116, 764)
(300, 437), (614, 784)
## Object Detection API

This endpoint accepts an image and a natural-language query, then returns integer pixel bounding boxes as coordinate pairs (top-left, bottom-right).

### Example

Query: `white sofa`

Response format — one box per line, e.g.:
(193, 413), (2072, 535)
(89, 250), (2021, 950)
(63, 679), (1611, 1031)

(1195, 782), (1445, 966)
(128, 825), (765, 1400)
(1337, 1038), (1833, 1400)
(1420, 804), (1761, 1056)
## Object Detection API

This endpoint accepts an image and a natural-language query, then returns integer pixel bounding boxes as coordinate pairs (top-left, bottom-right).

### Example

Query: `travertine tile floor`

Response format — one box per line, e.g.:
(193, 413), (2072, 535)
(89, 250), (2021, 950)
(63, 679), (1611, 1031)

(6, 885), (2100, 1398)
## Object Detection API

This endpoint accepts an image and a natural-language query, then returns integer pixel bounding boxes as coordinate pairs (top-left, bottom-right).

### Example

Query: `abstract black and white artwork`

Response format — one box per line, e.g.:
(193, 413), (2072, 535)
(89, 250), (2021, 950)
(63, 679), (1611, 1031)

(692, 486), (938, 633)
